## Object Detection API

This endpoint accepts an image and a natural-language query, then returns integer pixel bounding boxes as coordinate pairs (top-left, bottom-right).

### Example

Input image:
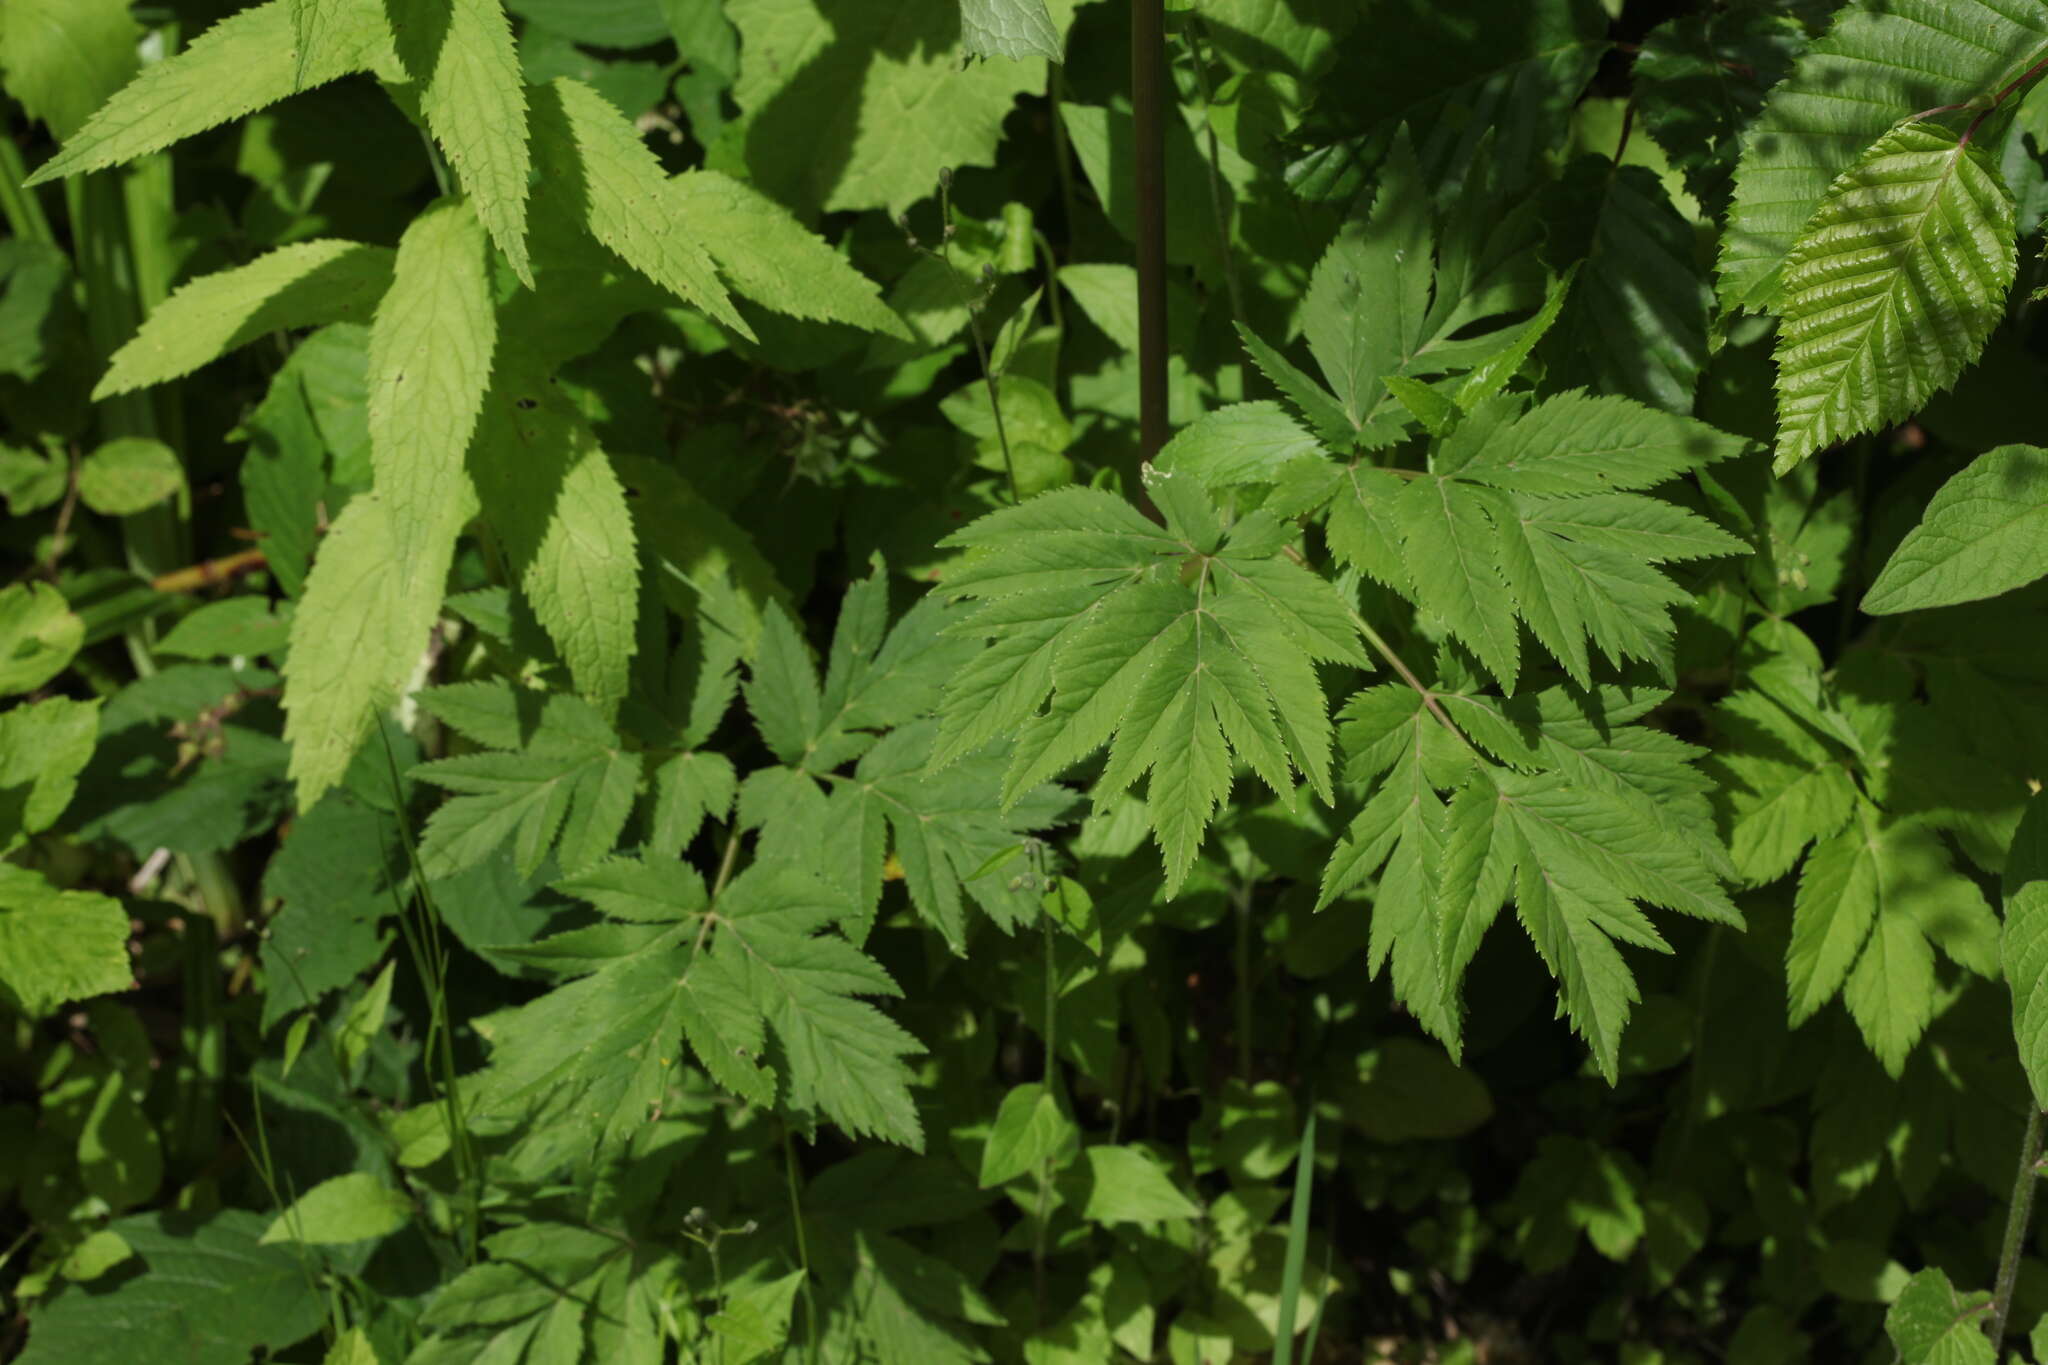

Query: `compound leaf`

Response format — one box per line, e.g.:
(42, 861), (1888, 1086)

(939, 473), (1364, 893)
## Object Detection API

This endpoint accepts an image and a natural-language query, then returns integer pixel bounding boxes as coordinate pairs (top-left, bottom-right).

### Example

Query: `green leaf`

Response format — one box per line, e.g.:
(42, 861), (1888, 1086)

(1059, 262), (1139, 353)
(979, 1083), (1078, 1187)
(1063, 1145), (1201, 1223)
(961, 0), (1063, 62)
(0, 863), (129, 1022)
(1634, 7), (1804, 219)
(2003, 796), (2048, 1108)
(1790, 801), (1998, 1075)
(1719, 0), (2048, 311)
(93, 241), (396, 399)
(1339, 392), (1745, 687)
(471, 387), (640, 714)
(1863, 445), (2048, 613)
(390, 0), (533, 284)
(1153, 403), (1324, 490)
(281, 494), (441, 808)
(0, 580), (84, 695)
(728, 0), (1045, 217)
(16, 1211), (325, 1365)
(706, 1272), (806, 1365)
(24, 0), (395, 187)
(1771, 122), (2017, 472)
(527, 77), (749, 337)
(1709, 682), (1859, 885)
(1885, 1267), (1994, 1365)
(1326, 681), (1736, 1076)
(76, 437), (184, 517)
(369, 198), (493, 595)
(156, 598), (292, 660)
(1546, 162), (1710, 414)
(0, 0), (140, 140)
(938, 473), (1365, 893)
(412, 690), (638, 880)
(1302, 126), (1431, 448)
(0, 696), (99, 851)
(671, 170), (910, 337)
(480, 855), (924, 1151)
(261, 1172), (411, 1245)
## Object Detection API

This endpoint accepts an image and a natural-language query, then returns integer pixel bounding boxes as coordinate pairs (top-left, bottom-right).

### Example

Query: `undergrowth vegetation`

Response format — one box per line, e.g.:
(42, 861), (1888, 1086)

(9, 0), (2048, 1360)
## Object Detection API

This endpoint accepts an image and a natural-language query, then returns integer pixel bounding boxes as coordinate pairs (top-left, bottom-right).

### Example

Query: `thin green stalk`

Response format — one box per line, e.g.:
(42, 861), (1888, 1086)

(784, 1124), (821, 1365)
(0, 138), (55, 244)
(1132, 0), (1169, 461)
(1232, 883), (1252, 1079)
(1048, 64), (1081, 243)
(1990, 1107), (2046, 1358)
(1272, 1102), (1319, 1365)
(1033, 909), (1058, 1323)
(939, 172), (1021, 503)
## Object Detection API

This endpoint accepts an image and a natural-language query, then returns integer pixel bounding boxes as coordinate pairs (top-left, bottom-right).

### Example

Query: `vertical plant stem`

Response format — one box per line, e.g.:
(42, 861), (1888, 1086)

(1272, 1102), (1318, 1365)
(0, 138), (55, 244)
(1991, 1107), (2045, 1357)
(1131, 0), (1169, 461)
(1049, 64), (1082, 242)
(784, 1124), (821, 1365)
(1032, 909), (1059, 1323)
(1233, 883), (1252, 1079)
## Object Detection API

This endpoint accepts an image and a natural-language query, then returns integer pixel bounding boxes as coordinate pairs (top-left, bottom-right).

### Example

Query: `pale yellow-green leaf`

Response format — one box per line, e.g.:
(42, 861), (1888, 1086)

(472, 391), (640, 715)
(0, 0), (140, 140)
(261, 1171), (411, 1246)
(0, 864), (131, 1019)
(368, 199), (493, 593)
(0, 580), (84, 696)
(94, 241), (395, 399)
(528, 78), (750, 337)
(26, 0), (396, 186)
(390, 0), (533, 283)
(669, 170), (909, 337)
(77, 437), (185, 517)
(282, 493), (441, 807)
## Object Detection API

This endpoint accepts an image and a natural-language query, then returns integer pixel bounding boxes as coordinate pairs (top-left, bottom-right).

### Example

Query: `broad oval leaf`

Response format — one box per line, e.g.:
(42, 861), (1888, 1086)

(1770, 122), (2017, 472)
(1863, 444), (2048, 613)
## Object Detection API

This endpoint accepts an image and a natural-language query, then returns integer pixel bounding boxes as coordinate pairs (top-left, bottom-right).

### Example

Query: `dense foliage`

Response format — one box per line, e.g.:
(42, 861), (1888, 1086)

(10, 0), (2048, 1360)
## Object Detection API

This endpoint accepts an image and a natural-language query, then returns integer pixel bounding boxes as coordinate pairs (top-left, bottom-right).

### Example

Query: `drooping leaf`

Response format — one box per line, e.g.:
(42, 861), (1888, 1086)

(281, 494), (440, 808)
(368, 198), (493, 592)
(1718, 0), (2048, 311)
(389, 0), (533, 283)
(1863, 444), (2048, 613)
(25, 0), (395, 187)
(470, 381), (640, 715)
(669, 170), (911, 338)
(1770, 122), (2017, 472)
(93, 241), (396, 399)
(527, 77), (750, 337)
